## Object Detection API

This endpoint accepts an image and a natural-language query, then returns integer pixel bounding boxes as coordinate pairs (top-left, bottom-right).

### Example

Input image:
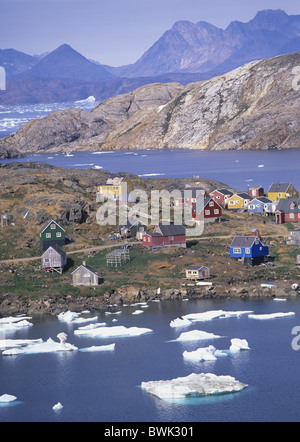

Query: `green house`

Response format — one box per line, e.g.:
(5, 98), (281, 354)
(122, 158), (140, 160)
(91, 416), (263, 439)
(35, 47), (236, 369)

(39, 219), (66, 250)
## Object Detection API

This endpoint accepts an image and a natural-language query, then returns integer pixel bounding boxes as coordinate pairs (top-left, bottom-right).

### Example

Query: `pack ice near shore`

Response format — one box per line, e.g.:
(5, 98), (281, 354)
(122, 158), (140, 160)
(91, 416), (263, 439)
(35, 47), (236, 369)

(141, 373), (247, 399)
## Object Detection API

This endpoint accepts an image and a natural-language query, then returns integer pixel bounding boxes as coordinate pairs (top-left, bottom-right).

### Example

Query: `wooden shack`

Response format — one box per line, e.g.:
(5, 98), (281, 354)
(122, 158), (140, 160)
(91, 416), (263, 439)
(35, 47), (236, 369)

(41, 245), (67, 274)
(72, 263), (99, 286)
(185, 265), (211, 280)
(39, 219), (66, 250)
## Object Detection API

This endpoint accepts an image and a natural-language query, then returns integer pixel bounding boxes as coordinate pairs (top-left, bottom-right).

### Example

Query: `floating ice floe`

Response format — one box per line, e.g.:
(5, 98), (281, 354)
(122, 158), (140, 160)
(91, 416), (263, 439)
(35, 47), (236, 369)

(105, 311), (122, 316)
(2, 333), (77, 355)
(79, 344), (115, 352)
(183, 339), (250, 361)
(0, 339), (43, 350)
(174, 330), (223, 342)
(248, 312), (295, 320)
(170, 318), (191, 328)
(132, 310), (144, 315)
(0, 319), (33, 332)
(141, 373), (247, 400)
(274, 298), (287, 302)
(52, 402), (63, 411)
(57, 311), (98, 324)
(0, 394), (17, 403)
(182, 310), (253, 322)
(74, 325), (153, 338)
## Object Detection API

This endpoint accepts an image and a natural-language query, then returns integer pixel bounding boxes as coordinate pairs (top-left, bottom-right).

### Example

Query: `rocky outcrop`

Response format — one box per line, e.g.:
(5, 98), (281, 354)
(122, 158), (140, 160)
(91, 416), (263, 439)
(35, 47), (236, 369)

(1, 50), (300, 156)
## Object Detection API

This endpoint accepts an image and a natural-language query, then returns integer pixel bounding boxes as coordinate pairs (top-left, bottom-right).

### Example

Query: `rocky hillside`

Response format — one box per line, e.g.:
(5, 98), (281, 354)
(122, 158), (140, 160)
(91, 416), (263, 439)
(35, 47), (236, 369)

(1, 50), (300, 156)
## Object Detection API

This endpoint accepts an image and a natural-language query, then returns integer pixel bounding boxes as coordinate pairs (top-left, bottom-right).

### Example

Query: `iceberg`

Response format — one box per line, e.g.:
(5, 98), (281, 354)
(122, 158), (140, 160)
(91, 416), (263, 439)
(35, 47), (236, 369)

(74, 325), (153, 338)
(57, 310), (98, 324)
(170, 318), (191, 328)
(132, 310), (144, 315)
(183, 346), (217, 362)
(2, 333), (77, 355)
(0, 338), (43, 350)
(229, 339), (250, 352)
(0, 394), (17, 403)
(248, 312), (295, 320)
(175, 330), (223, 342)
(0, 316), (32, 324)
(182, 310), (253, 322)
(141, 373), (247, 400)
(0, 319), (33, 332)
(52, 402), (63, 411)
(75, 96), (96, 104)
(79, 344), (115, 352)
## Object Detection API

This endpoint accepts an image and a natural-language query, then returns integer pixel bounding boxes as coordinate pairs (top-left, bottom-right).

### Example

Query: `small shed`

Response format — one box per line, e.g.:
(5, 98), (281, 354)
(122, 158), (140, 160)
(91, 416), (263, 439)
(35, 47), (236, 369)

(72, 263), (99, 286)
(41, 245), (67, 274)
(185, 265), (211, 280)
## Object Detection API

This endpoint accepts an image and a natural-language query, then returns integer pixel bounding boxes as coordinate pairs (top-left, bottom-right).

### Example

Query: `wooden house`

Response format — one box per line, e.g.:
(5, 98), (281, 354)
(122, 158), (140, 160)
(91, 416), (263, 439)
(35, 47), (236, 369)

(227, 193), (252, 210)
(41, 245), (67, 274)
(287, 228), (300, 245)
(142, 223), (186, 250)
(268, 182), (299, 202)
(247, 197), (272, 214)
(275, 198), (300, 224)
(230, 236), (269, 266)
(210, 189), (234, 207)
(185, 265), (211, 280)
(72, 263), (99, 286)
(175, 188), (209, 207)
(192, 197), (222, 223)
(249, 187), (264, 198)
(97, 176), (134, 202)
(119, 220), (147, 239)
(39, 219), (66, 251)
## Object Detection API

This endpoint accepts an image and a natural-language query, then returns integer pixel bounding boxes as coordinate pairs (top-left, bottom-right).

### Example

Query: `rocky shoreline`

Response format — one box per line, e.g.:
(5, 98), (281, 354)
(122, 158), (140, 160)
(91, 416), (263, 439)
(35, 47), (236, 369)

(1, 280), (299, 318)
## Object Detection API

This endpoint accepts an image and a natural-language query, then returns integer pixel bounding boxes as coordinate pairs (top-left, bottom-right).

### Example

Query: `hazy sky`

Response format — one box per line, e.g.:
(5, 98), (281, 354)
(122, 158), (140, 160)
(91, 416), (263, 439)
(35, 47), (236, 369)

(1, 0), (300, 66)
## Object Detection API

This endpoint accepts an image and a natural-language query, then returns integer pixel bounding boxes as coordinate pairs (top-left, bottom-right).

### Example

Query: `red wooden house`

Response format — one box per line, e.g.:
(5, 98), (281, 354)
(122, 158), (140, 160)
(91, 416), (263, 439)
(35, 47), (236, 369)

(210, 189), (233, 207)
(192, 197), (222, 223)
(249, 187), (264, 198)
(142, 223), (186, 250)
(275, 198), (300, 224)
(175, 188), (209, 207)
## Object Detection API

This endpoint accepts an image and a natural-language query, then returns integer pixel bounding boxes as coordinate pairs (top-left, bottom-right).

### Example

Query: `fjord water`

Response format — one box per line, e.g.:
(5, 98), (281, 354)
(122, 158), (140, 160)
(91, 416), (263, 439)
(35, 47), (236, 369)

(2, 148), (300, 192)
(1, 298), (300, 422)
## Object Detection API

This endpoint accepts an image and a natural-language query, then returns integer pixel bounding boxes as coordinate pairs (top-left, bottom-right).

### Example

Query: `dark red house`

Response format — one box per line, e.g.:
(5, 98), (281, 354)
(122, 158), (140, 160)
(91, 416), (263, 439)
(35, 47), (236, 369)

(275, 198), (300, 224)
(210, 189), (233, 207)
(142, 223), (186, 250)
(192, 197), (222, 223)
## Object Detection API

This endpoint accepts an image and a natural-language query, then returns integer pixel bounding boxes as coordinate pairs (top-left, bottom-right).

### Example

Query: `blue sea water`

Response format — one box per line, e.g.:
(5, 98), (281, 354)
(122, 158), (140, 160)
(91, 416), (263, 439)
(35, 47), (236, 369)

(1, 298), (300, 422)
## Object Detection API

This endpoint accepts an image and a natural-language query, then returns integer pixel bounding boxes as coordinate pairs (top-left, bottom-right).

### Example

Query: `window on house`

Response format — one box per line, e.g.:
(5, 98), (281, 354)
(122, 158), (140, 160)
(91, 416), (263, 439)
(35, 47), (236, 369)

(229, 201), (235, 205)
(46, 233), (51, 239)
(56, 232), (62, 238)
(214, 209), (219, 214)
(233, 248), (241, 254)
(169, 236), (174, 241)
(51, 224), (56, 229)
(209, 201), (214, 207)
(290, 213), (295, 218)
(205, 210), (210, 215)
(245, 248), (250, 254)
(75, 274), (80, 279)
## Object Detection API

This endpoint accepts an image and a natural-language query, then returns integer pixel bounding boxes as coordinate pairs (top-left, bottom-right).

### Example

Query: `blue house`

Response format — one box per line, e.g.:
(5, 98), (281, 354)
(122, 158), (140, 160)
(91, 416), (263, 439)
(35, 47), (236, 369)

(230, 236), (269, 266)
(247, 197), (272, 214)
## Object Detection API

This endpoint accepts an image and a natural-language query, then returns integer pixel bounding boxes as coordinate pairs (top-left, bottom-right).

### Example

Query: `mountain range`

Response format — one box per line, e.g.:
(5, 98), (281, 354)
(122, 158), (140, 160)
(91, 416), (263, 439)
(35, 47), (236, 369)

(1, 49), (300, 158)
(1, 9), (300, 105)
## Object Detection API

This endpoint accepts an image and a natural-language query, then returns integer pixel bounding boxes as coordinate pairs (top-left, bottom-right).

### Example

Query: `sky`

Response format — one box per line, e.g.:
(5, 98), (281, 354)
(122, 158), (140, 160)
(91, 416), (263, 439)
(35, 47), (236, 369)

(1, 0), (300, 66)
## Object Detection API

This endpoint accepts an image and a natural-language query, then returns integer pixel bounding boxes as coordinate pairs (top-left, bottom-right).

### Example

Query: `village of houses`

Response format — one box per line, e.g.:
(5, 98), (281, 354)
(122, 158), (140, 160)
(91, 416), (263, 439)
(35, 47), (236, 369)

(35, 175), (300, 302)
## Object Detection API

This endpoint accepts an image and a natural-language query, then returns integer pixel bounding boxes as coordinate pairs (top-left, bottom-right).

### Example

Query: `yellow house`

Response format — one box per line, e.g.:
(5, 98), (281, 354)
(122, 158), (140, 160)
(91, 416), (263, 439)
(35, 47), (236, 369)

(97, 176), (134, 201)
(227, 193), (252, 210)
(185, 265), (211, 280)
(267, 182), (299, 202)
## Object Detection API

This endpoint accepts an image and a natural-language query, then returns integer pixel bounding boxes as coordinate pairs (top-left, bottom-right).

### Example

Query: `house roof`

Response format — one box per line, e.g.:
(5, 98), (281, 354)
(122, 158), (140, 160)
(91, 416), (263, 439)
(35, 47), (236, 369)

(106, 176), (127, 186)
(186, 265), (209, 271)
(157, 223), (186, 236)
(236, 192), (252, 200)
(71, 264), (98, 275)
(42, 244), (66, 257)
(39, 219), (65, 234)
(250, 197), (272, 204)
(192, 197), (222, 214)
(268, 182), (292, 193)
(212, 188), (233, 196)
(276, 198), (300, 213)
(230, 236), (259, 248)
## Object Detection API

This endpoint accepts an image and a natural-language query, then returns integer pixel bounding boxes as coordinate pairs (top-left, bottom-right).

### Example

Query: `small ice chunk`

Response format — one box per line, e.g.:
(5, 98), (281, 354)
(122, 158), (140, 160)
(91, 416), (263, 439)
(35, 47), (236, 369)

(52, 402), (63, 411)
(58, 310), (98, 324)
(248, 312), (295, 320)
(0, 394), (17, 403)
(175, 330), (223, 342)
(229, 339), (250, 352)
(170, 318), (191, 328)
(132, 310), (144, 315)
(79, 344), (115, 352)
(183, 346), (217, 361)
